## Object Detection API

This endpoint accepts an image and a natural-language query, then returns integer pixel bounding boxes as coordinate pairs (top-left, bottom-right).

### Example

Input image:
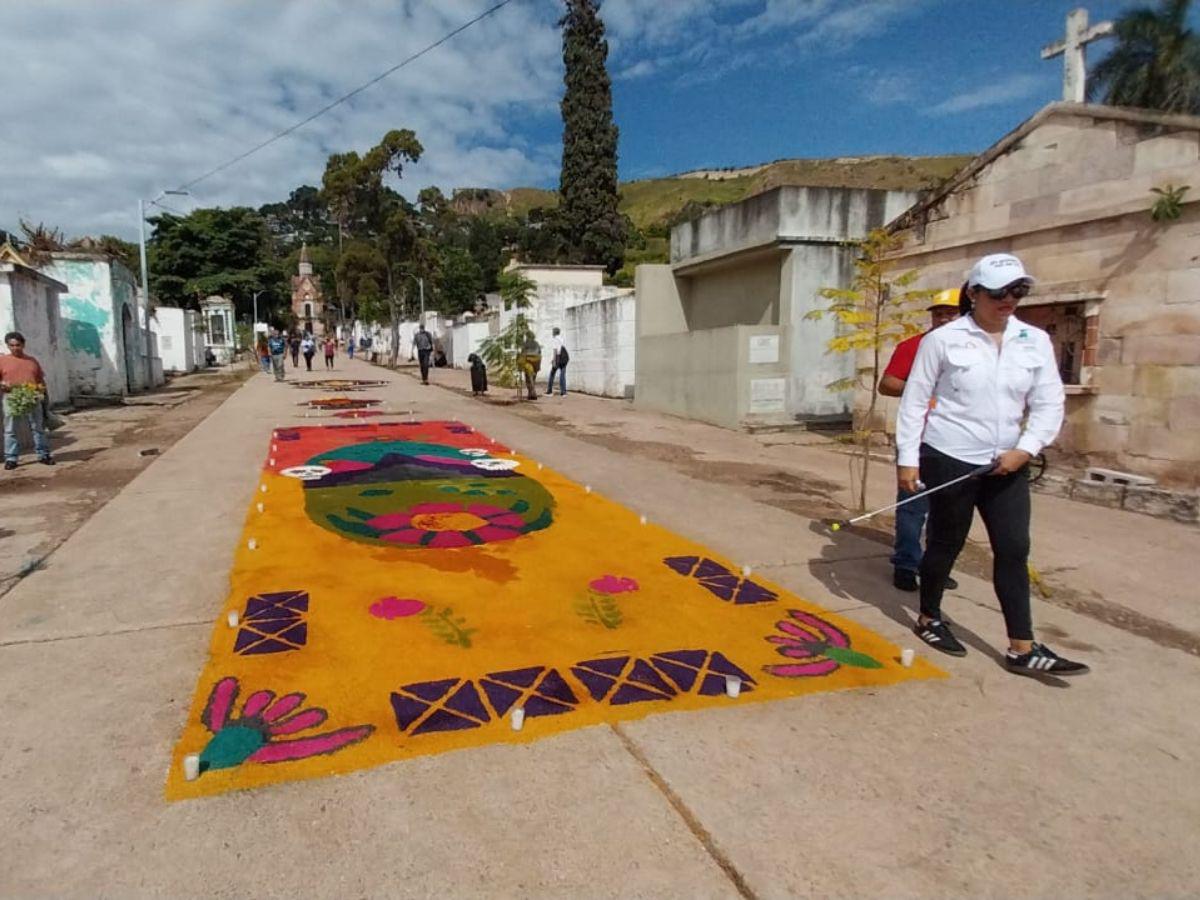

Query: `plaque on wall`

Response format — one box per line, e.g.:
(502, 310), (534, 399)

(749, 377), (786, 413)
(748, 334), (779, 364)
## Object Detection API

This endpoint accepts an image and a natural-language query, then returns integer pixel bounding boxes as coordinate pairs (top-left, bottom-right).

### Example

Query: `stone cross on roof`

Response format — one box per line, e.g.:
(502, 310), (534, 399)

(1041, 7), (1114, 103)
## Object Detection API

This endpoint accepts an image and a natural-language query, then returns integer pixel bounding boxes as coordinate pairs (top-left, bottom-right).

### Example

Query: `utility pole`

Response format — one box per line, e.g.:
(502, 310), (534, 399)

(137, 189), (189, 391)
(252, 290), (266, 331)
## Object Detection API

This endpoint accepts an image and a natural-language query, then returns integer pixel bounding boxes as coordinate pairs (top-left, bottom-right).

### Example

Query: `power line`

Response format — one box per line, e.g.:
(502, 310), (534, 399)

(175, 0), (519, 193)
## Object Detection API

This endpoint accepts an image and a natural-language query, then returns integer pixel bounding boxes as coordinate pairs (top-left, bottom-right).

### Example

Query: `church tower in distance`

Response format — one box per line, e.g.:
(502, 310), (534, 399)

(290, 243), (325, 336)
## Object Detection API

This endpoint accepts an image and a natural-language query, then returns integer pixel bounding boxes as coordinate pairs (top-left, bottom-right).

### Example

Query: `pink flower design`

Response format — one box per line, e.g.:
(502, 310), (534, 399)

(368, 501), (528, 548)
(370, 596), (427, 620)
(196, 677), (373, 774)
(763, 609), (881, 677)
(588, 575), (639, 595)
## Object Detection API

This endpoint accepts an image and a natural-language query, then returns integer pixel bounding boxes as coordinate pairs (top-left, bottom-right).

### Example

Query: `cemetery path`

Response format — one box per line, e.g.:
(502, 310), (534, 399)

(0, 356), (1197, 898)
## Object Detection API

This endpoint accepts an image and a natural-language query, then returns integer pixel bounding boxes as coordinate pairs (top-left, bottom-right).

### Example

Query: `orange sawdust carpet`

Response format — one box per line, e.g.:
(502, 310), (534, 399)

(167, 421), (941, 799)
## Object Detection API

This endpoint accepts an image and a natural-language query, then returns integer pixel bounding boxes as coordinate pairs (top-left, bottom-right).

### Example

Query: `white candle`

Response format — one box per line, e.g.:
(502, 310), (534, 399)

(510, 707), (525, 731)
(269, 458), (275, 466)
(256, 502), (264, 513)
(901, 648), (915, 668)
(260, 484), (268, 493)
(639, 514), (647, 525)
(585, 485), (591, 494)
(724, 676), (741, 698)
(741, 565), (752, 578)
(183, 754), (201, 781)
(247, 538), (257, 550)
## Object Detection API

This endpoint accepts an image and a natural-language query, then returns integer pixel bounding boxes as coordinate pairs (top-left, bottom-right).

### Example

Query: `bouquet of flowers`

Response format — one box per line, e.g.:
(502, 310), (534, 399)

(5, 383), (45, 416)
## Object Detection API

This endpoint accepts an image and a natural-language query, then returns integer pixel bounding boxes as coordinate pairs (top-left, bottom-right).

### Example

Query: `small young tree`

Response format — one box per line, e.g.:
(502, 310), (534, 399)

(477, 270), (536, 389)
(806, 228), (935, 512)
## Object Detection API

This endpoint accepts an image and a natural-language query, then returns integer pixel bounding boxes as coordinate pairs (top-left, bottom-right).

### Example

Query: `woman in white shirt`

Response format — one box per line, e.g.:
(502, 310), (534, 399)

(895, 253), (1089, 677)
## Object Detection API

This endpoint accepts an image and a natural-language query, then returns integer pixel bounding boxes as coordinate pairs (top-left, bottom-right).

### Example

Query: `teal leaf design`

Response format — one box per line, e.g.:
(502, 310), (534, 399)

(420, 606), (475, 648)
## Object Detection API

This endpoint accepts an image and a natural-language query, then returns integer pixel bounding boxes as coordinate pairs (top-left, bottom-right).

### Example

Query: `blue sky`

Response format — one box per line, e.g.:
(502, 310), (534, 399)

(0, 0), (1185, 237)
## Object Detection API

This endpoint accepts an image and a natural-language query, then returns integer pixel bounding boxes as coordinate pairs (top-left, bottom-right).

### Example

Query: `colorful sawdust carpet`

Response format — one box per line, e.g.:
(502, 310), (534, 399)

(300, 396), (382, 411)
(292, 379), (386, 391)
(167, 421), (941, 799)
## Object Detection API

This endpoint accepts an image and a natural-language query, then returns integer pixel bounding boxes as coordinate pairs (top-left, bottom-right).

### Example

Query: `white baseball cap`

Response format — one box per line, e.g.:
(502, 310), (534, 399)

(966, 253), (1035, 290)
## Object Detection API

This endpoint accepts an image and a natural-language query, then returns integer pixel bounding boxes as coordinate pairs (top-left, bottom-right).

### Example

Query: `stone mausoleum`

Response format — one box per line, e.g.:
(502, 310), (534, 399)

(634, 185), (917, 429)
(883, 102), (1200, 488)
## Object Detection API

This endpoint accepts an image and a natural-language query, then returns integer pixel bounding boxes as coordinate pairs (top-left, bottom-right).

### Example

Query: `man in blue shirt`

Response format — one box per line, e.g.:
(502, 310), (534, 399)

(267, 329), (288, 381)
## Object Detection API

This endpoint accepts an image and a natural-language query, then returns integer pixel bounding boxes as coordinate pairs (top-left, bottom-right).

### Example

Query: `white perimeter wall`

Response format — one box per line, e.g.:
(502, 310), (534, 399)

(151, 307), (200, 373)
(562, 294), (635, 398)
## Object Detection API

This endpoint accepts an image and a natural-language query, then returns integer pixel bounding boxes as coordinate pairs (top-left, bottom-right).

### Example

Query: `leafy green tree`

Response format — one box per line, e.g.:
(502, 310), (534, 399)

(147, 207), (285, 315)
(1088, 0), (1200, 113)
(557, 0), (627, 273)
(807, 228), (934, 512)
(438, 247), (485, 314)
(478, 270), (536, 387)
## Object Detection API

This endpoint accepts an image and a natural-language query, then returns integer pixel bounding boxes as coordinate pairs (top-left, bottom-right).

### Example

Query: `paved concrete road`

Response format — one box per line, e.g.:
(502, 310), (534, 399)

(1, 359), (1197, 899)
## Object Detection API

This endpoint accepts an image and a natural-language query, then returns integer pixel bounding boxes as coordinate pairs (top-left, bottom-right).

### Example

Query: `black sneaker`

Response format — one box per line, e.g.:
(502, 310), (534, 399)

(893, 569), (918, 592)
(913, 618), (967, 657)
(1006, 642), (1090, 677)
(944, 575), (959, 591)
(38, 456), (55, 466)
(4, 460), (16, 470)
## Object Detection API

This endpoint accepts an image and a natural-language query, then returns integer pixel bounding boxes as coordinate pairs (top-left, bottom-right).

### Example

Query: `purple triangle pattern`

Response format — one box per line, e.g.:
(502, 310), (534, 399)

(627, 659), (676, 696)
(480, 680), (522, 716)
(404, 678), (459, 702)
(694, 558), (731, 580)
(575, 656), (628, 677)
(656, 649), (707, 668)
(664, 553), (777, 607)
(571, 667), (616, 701)
(610, 683), (665, 706)
(487, 666), (544, 689)
(536, 669), (578, 705)
(649, 658), (698, 693)
(524, 695), (574, 717)
(445, 682), (490, 722)
(390, 693), (429, 731)
(663, 555), (699, 576)
(413, 708), (481, 735)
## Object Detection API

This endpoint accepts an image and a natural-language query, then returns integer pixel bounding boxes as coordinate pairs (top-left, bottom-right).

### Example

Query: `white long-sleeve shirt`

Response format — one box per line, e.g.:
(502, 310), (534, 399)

(896, 315), (1064, 468)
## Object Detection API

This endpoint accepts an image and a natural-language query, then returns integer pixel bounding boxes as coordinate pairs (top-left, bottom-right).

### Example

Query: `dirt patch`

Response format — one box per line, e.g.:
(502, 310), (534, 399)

(0, 370), (250, 598)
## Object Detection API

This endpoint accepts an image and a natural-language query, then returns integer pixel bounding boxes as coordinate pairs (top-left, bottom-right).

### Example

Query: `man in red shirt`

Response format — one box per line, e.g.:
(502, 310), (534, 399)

(1, 331), (54, 469)
(878, 291), (960, 591)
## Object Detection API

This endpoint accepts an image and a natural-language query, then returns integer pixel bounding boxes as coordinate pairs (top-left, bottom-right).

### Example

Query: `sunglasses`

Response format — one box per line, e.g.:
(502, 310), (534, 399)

(978, 282), (1032, 301)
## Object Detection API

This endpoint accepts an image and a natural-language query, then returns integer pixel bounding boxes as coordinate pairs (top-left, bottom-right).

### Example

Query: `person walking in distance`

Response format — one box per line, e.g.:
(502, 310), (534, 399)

(896, 253), (1088, 676)
(879, 290), (961, 593)
(413, 324), (434, 384)
(323, 336), (336, 370)
(267, 328), (288, 382)
(1, 331), (54, 469)
(289, 333), (301, 368)
(545, 327), (569, 396)
(256, 333), (271, 374)
(519, 333), (542, 401)
(300, 334), (316, 372)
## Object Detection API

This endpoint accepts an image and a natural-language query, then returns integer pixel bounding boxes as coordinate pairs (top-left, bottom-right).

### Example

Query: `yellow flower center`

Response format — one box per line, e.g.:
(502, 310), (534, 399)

(411, 512), (488, 532)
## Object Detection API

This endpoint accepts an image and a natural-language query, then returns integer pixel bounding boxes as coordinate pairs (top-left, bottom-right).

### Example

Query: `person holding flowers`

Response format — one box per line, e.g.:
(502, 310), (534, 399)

(1, 331), (54, 469)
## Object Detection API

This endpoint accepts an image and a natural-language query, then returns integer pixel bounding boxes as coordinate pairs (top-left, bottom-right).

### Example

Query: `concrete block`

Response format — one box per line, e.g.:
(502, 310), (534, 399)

(1085, 466), (1155, 487)
(1122, 485), (1200, 523)
(1072, 479), (1125, 508)
(1165, 268), (1200, 305)
(1121, 335), (1200, 366)
(1133, 133), (1200, 176)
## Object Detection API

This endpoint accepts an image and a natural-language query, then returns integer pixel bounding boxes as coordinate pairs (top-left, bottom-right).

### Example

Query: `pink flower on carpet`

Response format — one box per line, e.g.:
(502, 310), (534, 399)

(368, 501), (528, 548)
(588, 575), (639, 595)
(196, 676), (374, 775)
(370, 596), (427, 620)
(763, 609), (882, 677)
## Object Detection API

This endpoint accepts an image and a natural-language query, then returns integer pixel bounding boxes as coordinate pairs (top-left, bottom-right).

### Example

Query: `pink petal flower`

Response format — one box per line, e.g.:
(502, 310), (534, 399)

(765, 659), (840, 678)
(488, 513), (526, 528)
(248, 725), (374, 763)
(589, 575), (639, 594)
(370, 597), (427, 620)
(787, 610), (849, 648)
(775, 619), (819, 640)
(242, 690), (275, 719)
(366, 513), (412, 530)
(473, 524), (521, 542)
(428, 531), (473, 548)
(267, 707), (328, 736)
(262, 693), (305, 722)
(202, 677), (239, 732)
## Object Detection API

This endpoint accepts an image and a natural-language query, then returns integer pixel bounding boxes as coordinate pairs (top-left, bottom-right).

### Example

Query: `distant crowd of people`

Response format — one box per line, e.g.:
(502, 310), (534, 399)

(256, 330), (361, 381)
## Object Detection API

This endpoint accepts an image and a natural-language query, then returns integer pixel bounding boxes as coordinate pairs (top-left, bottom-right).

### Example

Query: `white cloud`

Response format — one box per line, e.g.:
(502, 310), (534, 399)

(0, 0), (563, 239)
(927, 73), (1048, 115)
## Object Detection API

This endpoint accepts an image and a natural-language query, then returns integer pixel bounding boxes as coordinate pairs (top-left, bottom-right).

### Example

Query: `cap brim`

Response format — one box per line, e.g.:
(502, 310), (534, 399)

(970, 273), (1036, 289)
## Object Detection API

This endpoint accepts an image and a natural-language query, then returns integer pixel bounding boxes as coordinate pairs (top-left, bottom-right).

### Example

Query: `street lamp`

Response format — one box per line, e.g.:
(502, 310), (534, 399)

(137, 189), (189, 390)
(252, 290), (267, 331)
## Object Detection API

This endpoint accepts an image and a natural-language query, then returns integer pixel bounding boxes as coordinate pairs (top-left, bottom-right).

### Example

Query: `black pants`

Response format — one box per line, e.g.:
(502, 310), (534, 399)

(324, 354), (334, 370)
(417, 349), (431, 382)
(918, 444), (1033, 640)
(304, 352), (314, 371)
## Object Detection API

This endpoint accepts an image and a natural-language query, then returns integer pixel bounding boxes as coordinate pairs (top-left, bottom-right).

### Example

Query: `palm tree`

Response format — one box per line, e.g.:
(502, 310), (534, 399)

(1087, 0), (1200, 113)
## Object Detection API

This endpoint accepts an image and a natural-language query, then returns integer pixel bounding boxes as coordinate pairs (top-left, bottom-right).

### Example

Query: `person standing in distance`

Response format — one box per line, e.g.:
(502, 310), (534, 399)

(413, 324), (434, 385)
(267, 328), (288, 382)
(1, 331), (54, 469)
(896, 253), (1088, 676)
(878, 290), (961, 593)
(545, 327), (568, 396)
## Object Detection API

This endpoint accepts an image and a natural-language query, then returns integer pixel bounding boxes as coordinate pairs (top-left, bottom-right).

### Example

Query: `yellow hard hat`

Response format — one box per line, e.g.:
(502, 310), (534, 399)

(926, 288), (961, 311)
